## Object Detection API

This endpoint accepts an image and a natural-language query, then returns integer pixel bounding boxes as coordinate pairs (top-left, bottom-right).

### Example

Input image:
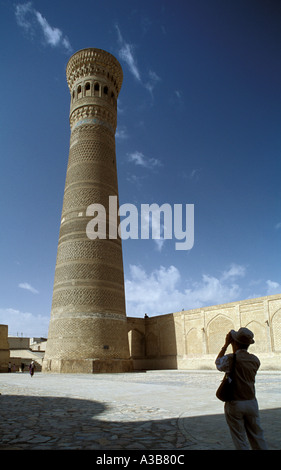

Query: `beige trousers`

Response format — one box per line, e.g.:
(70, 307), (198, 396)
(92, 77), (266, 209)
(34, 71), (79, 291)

(224, 398), (268, 450)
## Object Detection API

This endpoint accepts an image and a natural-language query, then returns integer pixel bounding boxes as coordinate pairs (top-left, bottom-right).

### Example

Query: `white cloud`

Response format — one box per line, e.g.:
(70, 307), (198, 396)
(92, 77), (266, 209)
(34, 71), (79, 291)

(15, 2), (33, 31)
(18, 282), (39, 295)
(170, 89), (184, 108)
(0, 308), (49, 337)
(174, 90), (182, 99)
(115, 25), (160, 97)
(154, 238), (165, 252)
(127, 151), (161, 169)
(139, 206), (167, 252)
(189, 169), (201, 181)
(222, 263), (246, 281)
(145, 70), (161, 96)
(35, 11), (63, 47)
(119, 43), (141, 81)
(116, 126), (129, 140)
(266, 280), (281, 295)
(125, 173), (145, 188)
(125, 264), (245, 317)
(116, 25), (141, 82)
(15, 2), (72, 53)
(62, 37), (72, 52)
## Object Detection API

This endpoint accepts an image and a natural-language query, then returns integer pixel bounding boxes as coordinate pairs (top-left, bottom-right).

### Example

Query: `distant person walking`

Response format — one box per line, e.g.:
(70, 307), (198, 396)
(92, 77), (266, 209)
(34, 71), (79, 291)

(29, 361), (35, 377)
(215, 327), (268, 450)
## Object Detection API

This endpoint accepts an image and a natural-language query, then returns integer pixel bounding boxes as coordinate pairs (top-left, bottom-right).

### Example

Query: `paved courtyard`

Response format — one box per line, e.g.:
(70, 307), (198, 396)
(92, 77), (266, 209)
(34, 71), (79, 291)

(0, 369), (280, 451)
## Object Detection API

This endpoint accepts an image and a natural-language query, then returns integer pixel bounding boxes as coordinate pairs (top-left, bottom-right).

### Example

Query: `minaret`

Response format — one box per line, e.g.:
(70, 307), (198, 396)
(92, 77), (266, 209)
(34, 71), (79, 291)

(43, 48), (133, 373)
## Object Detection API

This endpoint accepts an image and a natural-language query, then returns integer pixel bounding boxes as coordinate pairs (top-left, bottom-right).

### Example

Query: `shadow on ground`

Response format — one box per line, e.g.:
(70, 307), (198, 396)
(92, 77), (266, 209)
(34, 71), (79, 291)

(0, 394), (279, 450)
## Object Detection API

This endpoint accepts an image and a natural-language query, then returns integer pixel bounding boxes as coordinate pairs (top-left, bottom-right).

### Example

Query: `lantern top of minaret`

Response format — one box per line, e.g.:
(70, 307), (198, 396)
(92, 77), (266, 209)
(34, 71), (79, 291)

(66, 48), (123, 97)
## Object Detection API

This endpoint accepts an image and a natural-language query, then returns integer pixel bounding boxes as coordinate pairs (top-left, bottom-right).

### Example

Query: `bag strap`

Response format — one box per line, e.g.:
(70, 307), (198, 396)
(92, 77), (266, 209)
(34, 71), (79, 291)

(228, 353), (236, 379)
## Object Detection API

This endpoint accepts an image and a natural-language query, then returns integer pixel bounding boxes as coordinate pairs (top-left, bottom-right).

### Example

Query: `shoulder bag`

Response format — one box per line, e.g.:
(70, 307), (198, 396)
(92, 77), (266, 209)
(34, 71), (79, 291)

(216, 353), (236, 402)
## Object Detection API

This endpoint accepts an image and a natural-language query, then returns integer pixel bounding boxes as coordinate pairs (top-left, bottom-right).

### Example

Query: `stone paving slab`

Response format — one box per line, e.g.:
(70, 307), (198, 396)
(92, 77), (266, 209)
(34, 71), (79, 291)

(0, 370), (280, 451)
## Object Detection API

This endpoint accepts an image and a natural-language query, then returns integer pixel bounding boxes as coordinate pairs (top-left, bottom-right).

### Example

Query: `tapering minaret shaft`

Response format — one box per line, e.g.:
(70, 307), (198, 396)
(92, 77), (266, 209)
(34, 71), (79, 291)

(43, 48), (132, 373)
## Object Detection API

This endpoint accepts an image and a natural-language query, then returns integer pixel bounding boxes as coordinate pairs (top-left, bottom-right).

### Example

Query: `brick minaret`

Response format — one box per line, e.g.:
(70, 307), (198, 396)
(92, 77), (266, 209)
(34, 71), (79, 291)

(43, 48), (132, 373)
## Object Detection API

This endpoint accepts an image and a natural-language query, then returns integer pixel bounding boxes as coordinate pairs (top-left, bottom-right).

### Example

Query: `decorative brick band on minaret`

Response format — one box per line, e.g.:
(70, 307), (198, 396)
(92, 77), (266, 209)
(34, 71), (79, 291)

(42, 48), (133, 373)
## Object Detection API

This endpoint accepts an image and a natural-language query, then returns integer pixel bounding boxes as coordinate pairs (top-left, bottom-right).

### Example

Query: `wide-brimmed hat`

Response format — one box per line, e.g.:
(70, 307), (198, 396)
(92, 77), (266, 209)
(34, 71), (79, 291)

(230, 327), (255, 345)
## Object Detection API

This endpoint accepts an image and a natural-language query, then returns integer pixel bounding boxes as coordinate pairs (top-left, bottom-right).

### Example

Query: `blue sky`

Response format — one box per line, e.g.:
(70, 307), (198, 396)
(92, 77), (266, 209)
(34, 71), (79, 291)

(1, 0), (281, 337)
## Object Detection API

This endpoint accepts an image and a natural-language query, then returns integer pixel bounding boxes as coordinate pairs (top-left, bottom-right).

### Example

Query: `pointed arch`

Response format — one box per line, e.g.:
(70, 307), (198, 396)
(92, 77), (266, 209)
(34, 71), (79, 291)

(271, 308), (281, 351)
(244, 320), (268, 353)
(186, 328), (203, 355)
(85, 81), (91, 96)
(207, 315), (234, 354)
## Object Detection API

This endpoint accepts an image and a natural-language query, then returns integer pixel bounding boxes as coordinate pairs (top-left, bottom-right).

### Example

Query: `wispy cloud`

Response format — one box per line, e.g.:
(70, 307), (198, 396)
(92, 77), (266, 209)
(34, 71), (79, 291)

(174, 90), (183, 100)
(15, 2), (72, 53)
(266, 280), (281, 295)
(115, 25), (140, 82)
(221, 263), (246, 281)
(139, 208), (168, 252)
(116, 126), (129, 141)
(19, 282), (39, 295)
(15, 2), (33, 31)
(170, 89), (184, 108)
(127, 151), (161, 170)
(189, 168), (201, 181)
(145, 70), (161, 96)
(115, 25), (160, 96)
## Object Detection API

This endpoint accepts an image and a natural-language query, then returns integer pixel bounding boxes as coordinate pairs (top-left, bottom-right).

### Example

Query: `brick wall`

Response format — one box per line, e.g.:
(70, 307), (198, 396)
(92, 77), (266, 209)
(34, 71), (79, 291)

(127, 293), (281, 370)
